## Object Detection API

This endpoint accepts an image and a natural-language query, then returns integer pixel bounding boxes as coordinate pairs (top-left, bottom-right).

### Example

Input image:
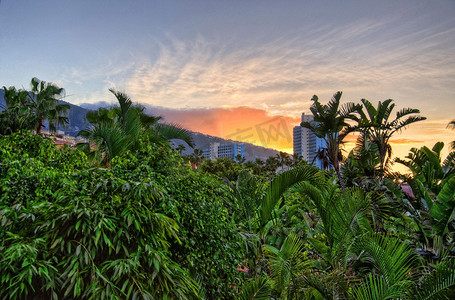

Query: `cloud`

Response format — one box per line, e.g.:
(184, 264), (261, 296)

(389, 139), (425, 144)
(118, 16), (455, 120)
(146, 105), (300, 151)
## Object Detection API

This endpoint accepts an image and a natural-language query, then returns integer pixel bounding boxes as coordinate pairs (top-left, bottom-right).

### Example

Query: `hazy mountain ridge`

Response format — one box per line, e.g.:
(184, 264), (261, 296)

(0, 94), (280, 160)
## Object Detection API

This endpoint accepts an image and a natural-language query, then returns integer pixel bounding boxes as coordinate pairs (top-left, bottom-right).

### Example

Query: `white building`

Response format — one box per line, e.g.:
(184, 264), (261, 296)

(293, 113), (326, 169)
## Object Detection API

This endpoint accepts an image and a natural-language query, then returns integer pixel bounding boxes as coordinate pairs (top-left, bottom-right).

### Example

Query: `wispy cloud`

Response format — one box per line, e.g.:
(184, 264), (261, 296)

(122, 16), (455, 121)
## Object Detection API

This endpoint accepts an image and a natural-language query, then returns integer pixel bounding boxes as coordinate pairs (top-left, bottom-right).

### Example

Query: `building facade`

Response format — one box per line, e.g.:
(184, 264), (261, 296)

(202, 142), (245, 162)
(293, 113), (326, 169)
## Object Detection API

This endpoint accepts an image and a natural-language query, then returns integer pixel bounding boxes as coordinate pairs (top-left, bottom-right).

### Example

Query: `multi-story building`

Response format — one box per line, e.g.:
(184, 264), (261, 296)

(202, 142), (220, 160)
(293, 113), (326, 169)
(202, 142), (245, 162)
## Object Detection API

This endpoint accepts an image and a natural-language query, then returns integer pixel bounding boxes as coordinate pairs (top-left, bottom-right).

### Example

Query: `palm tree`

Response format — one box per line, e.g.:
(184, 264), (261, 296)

(356, 98), (426, 175)
(29, 77), (70, 133)
(1, 78), (69, 135)
(301, 91), (361, 189)
(189, 149), (204, 167)
(263, 233), (309, 298)
(311, 148), (332, 171)
(276, 152), (292, 168)
(78, 89), (193, 166)
(176, 144), (186, 155)
(0, 86), (34, 135)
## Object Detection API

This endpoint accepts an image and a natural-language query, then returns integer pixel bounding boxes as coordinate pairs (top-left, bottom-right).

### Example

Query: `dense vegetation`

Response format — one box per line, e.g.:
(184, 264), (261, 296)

(1, 81), (454, 299)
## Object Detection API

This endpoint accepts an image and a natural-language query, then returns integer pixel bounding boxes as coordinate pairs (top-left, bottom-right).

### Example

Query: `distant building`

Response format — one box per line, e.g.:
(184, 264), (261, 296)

(202, 142), (245, 162)
(293, 113), (326, 169)
(202, 142), (220, 160)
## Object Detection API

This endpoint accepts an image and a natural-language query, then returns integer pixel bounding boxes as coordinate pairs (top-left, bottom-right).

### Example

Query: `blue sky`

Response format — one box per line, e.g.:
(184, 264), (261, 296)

(1, 0), (454, 156)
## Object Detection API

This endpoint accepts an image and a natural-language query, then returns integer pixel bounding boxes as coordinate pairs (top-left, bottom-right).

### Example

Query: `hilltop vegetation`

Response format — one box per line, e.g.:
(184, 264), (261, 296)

(1, 80), (454, 299)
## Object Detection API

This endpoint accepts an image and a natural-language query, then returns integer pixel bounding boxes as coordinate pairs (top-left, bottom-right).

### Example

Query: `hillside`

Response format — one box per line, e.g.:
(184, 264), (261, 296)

(172, 131), (280, 161)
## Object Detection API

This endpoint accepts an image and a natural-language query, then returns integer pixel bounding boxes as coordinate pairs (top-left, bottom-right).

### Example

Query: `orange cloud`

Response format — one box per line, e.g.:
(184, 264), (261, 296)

(149, 106), (300, 152)
(389, 138), (425, 144)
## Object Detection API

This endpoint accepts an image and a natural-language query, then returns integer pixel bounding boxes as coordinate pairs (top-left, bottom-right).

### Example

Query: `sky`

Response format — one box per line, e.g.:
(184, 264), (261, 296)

(1, 0), (454, 165)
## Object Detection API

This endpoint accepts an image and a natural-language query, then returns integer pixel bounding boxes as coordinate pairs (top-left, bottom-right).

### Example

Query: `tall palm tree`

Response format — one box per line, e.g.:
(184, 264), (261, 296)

(356, 98), (426, 175)
(301, 91), (361, 189)
(29, 77), (70, 133)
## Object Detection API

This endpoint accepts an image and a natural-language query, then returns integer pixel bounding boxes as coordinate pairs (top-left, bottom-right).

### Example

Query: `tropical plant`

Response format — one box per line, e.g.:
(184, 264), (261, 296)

(237, 277), (272, 300)
(263, 233), (309, 298)
(29, 77), (70, 133)
(111, 137), (244, 298)
(301, 91), (361, 189)
(1, 78), (69, 135)
(396, 142), (455, 197)
(78, 89), (193, 166)
(342, 136), (382, 185)
(355, 98), (426, 175)
(0, 87), (35, 135)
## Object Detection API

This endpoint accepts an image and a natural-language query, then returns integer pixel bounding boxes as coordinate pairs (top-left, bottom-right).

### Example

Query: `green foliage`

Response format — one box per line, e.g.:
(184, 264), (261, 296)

(0, 131), (87, 206)
(0, 132), (244, 298)
(1, 99), (454, 299)
(410, 260), (455, 300)
(112, 138), (245, 298)
(264, 233), (309, 298)
(430, 176), (455, 236)
(237, 277), (272, 300)
(199, 157), (246, 181)
(261, 166), (319, 225)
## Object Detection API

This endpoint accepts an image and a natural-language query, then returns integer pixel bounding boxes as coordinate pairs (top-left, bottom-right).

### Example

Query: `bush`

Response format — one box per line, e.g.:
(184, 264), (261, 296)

(0, 133), (243, 298)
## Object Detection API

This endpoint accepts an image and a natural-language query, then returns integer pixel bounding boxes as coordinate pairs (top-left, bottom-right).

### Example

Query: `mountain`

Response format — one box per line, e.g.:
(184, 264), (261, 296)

(1, 93), (281, 160)
(59, 100), (90, 136)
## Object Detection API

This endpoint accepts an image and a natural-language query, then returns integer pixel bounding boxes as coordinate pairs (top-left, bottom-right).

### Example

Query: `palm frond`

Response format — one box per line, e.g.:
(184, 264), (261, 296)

(351, 274), (405, 300)
(361, 98), (377, 123)
(259, 165), (319, 228)
(303, 271), (349, 299)
(379, 99), (395, 124)
(430, 176), (455, 236)
(396, 107), (421, 119)
(264, 233), (309, 296)
(237, 277), (272, 300)
(88, 123), (130, 164)
(409, 260), (455, 300)
(393, 115), (427, 133)
(153, 123), (194, 147)
(352, 234), (417, 285)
